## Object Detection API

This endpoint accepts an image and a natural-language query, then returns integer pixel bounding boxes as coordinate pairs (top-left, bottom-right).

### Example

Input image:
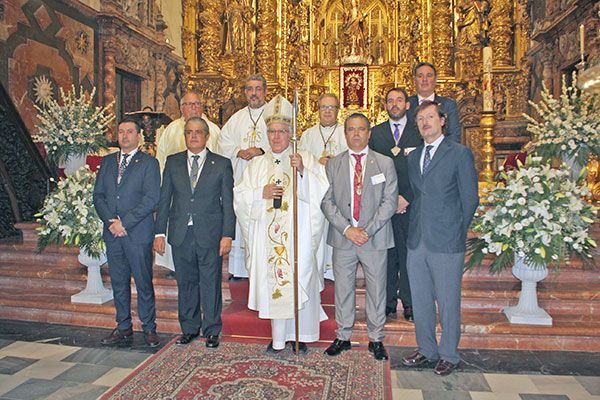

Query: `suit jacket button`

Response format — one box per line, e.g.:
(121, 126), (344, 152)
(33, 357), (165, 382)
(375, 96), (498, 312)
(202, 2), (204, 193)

(190, 199), (194, 202)
(117, 196), (120, 200)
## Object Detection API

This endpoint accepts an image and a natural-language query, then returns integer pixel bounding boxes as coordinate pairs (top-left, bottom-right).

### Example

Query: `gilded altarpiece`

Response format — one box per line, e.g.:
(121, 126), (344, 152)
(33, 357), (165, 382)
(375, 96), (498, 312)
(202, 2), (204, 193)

(184, 0), (532, 170)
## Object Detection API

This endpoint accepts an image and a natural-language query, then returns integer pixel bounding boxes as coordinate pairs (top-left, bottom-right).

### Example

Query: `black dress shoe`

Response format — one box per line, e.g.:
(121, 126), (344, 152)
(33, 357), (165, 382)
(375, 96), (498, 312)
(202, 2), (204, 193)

(403, 307), (414, 322)
(287, 341), (308, 354)
(402, 350), (431, 367)
(266, 341), (284, 353)
(144, 330), (160, 347)
(176, 333), (199, 345)
(205, 335), (219, 348)
(324, 339), (351, 356)
(101, 327), (133, 345)
(368, 341), (389, 360)
(434, 359), (459, 376)
(385, 306), (397, 317)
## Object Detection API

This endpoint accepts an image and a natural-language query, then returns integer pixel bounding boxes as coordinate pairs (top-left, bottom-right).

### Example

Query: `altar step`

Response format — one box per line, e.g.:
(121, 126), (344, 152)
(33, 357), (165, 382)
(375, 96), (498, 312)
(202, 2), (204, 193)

(0, 222), (599, 352)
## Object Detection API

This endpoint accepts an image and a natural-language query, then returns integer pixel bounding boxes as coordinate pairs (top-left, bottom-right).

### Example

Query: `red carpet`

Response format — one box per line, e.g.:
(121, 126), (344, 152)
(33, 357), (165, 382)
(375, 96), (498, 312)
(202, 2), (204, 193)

(101, 338), (391, 399)
(223, 280), (337, 340)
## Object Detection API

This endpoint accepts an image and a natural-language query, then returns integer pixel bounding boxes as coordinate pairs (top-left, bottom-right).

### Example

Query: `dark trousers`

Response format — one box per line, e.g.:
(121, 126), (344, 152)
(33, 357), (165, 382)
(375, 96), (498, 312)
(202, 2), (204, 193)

(106, 238), (156, 333)
(172, 227), (223, 336)
(386, 212), (412, 310)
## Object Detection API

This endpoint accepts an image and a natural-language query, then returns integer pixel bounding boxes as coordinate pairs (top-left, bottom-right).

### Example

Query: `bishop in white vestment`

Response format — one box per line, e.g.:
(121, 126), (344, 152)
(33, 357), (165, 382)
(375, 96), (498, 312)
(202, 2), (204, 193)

(234, 95), (329, 352)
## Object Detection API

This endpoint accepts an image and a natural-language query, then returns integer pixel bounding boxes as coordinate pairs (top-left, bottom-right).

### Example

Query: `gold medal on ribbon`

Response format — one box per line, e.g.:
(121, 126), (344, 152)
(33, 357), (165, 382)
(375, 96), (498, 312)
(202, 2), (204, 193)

(391, 146), (401, 157)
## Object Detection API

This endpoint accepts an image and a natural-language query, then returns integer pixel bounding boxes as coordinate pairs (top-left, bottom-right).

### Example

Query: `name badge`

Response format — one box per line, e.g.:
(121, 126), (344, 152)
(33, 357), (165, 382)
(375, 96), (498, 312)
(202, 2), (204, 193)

(371, 173), (386, 185)
(404, 147), (417, 156)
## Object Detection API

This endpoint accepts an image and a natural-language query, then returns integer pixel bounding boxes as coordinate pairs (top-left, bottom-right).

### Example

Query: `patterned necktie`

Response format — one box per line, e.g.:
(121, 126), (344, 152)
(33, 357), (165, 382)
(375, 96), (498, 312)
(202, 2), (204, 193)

(422, 145), (433, 175)
(352, 153), (364, 222)
(190, 155), (200, 190)
(117, 153), (129, 184)
(393, 123), (401, 144)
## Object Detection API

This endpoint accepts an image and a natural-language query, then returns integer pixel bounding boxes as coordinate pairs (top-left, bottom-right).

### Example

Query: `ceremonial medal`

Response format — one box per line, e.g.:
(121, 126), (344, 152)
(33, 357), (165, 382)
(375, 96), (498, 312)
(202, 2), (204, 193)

(391, 146), (401, 157)
(356, 185), (362, 195)
(321, 150), (329, 158)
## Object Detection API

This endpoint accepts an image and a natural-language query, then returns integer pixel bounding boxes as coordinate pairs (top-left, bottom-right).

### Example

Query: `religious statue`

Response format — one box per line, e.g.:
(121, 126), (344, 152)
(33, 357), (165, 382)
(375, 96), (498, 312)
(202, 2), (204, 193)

(457, 2), (480, 47)
(342, 0), (368, 60)
(221, 0), (255, 55)
(344, 74), (362, 107)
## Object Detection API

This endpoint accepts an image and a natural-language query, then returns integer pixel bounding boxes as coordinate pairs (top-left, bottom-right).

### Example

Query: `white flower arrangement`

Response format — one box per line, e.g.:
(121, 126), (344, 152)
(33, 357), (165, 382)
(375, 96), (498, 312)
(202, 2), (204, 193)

(465, 157), (597, 273)
(34, 85), (114, 167)
(35, 166), (105, 259)
(523, 72), (600, 167)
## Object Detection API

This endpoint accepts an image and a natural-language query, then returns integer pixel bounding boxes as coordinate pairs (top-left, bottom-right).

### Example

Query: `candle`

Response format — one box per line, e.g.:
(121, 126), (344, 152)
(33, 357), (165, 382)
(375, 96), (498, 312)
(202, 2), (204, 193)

(580, 24), (585, 62)
(482, 46), (493, 112)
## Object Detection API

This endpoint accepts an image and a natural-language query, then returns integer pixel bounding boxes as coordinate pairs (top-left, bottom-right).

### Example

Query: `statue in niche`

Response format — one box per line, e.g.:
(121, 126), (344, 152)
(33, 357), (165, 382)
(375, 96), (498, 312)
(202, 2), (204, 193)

(221, 0), (255, 55)
(457, 0), (491, 47)
(342, 0), (367, 58)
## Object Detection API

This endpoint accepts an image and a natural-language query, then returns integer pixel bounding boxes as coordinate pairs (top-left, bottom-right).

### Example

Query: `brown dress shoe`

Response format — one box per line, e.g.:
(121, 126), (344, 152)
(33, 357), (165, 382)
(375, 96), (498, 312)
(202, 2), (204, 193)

(144, 330), (160, 347)
(401, 350), (431, 367)
(101, 327), (133, 345)
(434, 359), (459, 376)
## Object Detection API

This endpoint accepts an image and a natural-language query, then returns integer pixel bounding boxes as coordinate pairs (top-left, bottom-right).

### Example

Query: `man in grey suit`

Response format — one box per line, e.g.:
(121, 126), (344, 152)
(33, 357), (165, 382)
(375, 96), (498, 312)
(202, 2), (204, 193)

(407, 62), (461, 143)
(321, 113), (398, 360)
(402, 101), (479, 376)
(93, 119), (161, 347)
(369, 87), (422, 322)
(154, 117), (235, 348)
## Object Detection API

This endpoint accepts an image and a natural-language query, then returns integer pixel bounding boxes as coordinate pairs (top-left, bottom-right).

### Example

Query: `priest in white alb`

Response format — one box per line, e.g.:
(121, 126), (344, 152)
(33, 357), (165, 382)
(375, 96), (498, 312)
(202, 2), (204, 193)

(220, 74), (270, 279)
(299, 93), (347, 283)
(154, 92), (220, 275)
(234, 95), (329, 353)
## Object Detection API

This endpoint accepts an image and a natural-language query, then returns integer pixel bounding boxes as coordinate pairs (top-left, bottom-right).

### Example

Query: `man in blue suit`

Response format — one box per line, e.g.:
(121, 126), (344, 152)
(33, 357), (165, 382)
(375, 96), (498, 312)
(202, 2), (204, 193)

(402, 101), (478, 376)
(154, 117), (235, 348)
(407, 62), (461, 143)
(93, 118), (161, 347)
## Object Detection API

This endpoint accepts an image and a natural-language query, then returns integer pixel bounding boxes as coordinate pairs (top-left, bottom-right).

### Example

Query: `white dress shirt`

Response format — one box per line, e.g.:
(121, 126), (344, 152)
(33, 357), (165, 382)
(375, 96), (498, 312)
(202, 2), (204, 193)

(417, 93), (436, 104)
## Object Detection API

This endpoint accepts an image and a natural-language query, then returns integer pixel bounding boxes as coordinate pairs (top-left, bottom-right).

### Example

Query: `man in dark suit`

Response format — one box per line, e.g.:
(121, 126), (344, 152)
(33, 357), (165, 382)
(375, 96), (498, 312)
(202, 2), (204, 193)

(154, 117), (235, 348)
(369, 87), (422, 322)
(407, 62), (461, 143)
(402, 101), (479, 376)
(321, 113), (398, 361)
(93, 118), (161, 347)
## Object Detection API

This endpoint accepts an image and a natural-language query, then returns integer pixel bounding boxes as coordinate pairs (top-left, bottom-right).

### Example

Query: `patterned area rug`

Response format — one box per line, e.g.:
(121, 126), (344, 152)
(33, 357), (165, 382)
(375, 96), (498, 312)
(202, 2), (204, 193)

(101, 338), (391, 399)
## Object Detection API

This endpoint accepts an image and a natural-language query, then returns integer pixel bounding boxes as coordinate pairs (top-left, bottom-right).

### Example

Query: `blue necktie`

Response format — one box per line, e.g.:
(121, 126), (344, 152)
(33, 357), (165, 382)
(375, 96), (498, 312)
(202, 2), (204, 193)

(393, 123), (401, 143)
(422, 145), (433, 175)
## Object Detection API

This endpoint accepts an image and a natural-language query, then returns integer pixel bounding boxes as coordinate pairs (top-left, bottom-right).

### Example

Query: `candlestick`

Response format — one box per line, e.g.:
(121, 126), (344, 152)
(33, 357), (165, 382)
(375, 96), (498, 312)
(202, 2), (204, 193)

(580, 24), (585, 63)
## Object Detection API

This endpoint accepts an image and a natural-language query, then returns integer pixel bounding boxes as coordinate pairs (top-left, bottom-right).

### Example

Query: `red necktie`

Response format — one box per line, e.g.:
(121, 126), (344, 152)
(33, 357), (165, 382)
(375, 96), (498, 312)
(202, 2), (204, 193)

(352, 153), (364, 222)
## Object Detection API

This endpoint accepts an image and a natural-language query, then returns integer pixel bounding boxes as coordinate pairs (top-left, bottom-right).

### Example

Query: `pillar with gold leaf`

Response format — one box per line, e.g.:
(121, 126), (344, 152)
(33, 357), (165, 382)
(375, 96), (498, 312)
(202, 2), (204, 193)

(479, 45), (497, 199)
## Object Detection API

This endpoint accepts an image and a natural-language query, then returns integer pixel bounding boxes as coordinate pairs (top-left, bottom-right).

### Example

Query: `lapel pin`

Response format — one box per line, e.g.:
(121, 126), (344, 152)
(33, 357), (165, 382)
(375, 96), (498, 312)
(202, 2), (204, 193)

(135, 159), (139, 163)
(211, 161), (215, 164)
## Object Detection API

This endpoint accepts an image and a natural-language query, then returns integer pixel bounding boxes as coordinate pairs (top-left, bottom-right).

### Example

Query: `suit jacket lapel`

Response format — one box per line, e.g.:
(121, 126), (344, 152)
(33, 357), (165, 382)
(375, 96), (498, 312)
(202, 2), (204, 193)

(362, 152), (379, 199)
(118, 151), (142, 187)
(409, 144), (424, 189)
(423, 138), (451, 178)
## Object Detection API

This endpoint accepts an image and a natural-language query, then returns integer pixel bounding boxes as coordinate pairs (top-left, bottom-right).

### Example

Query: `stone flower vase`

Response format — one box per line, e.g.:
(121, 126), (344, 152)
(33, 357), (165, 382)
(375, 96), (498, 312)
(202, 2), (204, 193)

(63, 153), (87, 176)
(71, 249), (113, 304)
(503, 256), (552, 326)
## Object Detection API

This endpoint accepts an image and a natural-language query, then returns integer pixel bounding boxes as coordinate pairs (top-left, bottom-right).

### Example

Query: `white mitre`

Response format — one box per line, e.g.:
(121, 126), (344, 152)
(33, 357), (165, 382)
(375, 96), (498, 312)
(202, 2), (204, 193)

(264, 94), (293, 127)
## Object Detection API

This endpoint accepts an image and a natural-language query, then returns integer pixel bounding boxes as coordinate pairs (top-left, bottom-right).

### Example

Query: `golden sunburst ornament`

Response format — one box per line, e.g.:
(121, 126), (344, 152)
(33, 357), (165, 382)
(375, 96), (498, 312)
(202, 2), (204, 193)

(33, 75), (54, 107)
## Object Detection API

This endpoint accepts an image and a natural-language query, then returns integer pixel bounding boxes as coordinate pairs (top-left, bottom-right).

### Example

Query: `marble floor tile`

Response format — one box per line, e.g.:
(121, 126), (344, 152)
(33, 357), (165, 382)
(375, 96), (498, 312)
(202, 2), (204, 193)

(0, 341), (13, 351)
(96, 350), (149, 369)
(0, 374), (29, 397)
(14, 360), (75, 380)
(518, 395), (570, 400)
(577, 377), (600, 396)
(422, 390), (472, 400)
(0, 378), (77, 400)
(483, 373), (540, 394)
(0, 357), (37, 375)
(469, 392), (522, 400)
(0, 342), (79, 362)
(392, 388), (424, 400)
(45, 383), (110, 400)
(529, 375), (594, 399)
(60, 347), (113, 365)
(92, 367), (134, 387)
(54, 364), (113, 383)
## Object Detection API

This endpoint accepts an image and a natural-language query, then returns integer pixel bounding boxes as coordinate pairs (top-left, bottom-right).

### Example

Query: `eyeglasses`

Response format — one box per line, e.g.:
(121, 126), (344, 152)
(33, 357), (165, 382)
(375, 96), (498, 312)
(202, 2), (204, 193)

(182, 102), (202, 107)
(267, 129), (289, 135)
(319, 105), (338, 110)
